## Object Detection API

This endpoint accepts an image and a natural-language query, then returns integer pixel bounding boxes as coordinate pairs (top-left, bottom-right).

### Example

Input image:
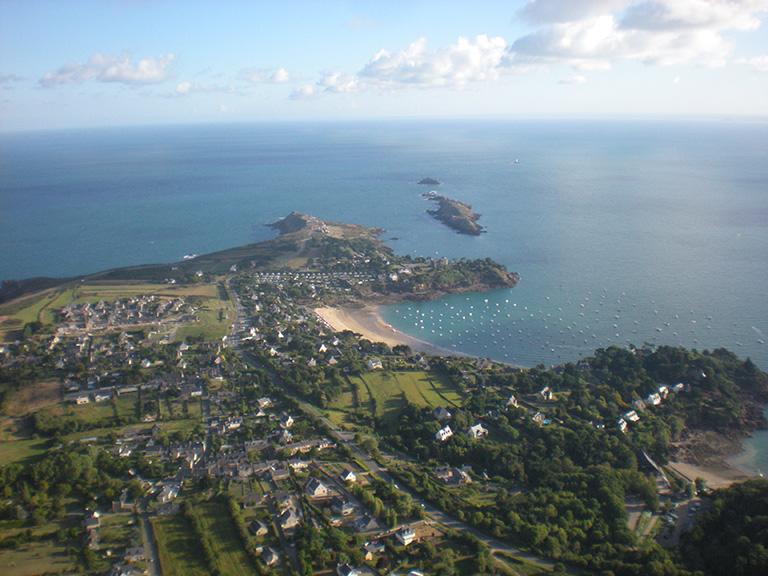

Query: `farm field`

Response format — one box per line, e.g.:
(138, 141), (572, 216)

(197, 501), (255, 576)
(346, 370), (462, 428)
(152, 515), (211, 576)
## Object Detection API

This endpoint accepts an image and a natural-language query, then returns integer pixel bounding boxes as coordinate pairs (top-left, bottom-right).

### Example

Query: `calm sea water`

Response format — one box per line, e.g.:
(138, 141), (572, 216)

(2, 119), (767, 368)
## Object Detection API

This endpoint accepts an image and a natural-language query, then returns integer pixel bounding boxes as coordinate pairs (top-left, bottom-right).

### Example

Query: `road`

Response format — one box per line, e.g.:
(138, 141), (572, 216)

(139, 494), (161, 576)
(225, 276), (565, 574)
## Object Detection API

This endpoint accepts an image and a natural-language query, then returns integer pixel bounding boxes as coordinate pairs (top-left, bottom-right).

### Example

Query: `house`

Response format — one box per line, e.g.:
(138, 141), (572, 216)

(506, 395), (519, 408)
(645, 393), (661, 406)
(158, 483), (180, 504)
(330, 496), (355, 516)
(261, 547), (280, 566)
(303, 477), (329, 498)
(337, 563), (360, 576)
(395, 525), (417, 546)
(278, 412), (294, 429)
(618, 418), (628, 433)
(673, 382), (686, 393)
(352, 514), (378, 533)
(435, 425), (453, 442)
(361, 540), (385, 561)
(83, 510), (100, 531)
(658, 385), (670, 399)
(431, 406), (452, 421)
(623, 410), (640, 422)
(279, 507), (301, 530)
(466, 423), (488, 439)
(538, 386), (555, 402)
(124, 547), (145, 563)
(434, 466), (472, 485)
(366, 358), (383, 370)
(339, 469), (356, 483)
(248, 519), (269, 536)
(532, 411), (547, 424)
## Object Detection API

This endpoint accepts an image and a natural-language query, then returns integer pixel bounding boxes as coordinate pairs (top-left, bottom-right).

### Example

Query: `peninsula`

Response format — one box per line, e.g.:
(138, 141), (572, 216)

(423, 193), (484, 236)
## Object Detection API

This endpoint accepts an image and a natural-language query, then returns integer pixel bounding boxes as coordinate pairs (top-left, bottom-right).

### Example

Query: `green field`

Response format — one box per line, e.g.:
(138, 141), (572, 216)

(0, 437), (50, 467)
(173, 298), (234, 342)
(345, 370), (462, 427)
(152, 515), (211, 576)
(197, 501), (255, 576)
(0, 281), (221, 340)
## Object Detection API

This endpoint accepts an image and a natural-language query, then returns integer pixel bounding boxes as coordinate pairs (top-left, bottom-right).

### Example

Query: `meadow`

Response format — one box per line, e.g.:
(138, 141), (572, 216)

(338, 370), (462, 428)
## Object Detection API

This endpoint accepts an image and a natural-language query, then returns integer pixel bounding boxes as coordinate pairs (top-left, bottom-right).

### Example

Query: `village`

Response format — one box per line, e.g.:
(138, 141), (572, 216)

(0, 239), (748, 576)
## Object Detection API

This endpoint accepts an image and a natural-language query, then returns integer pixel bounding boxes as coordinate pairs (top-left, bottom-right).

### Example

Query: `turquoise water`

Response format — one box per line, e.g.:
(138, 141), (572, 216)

(727, 407), (768, 476)
(2, 118), (767, 470)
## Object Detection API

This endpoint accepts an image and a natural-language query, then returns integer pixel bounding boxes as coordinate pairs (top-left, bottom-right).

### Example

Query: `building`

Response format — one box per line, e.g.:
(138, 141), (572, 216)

(339, 469), (356, 483)
(330, 496), (355, 516)
(395, 526), (417, 546)
(303, 477), (329, 498)
(431, 406), (452, 421)
(435, 425), (453, 442)
(248, 519), (269, 536)
(466, 423), (488, 439)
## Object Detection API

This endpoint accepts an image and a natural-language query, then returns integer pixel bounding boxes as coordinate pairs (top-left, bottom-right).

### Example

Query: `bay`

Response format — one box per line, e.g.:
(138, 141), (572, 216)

(1, 119), (766, 370)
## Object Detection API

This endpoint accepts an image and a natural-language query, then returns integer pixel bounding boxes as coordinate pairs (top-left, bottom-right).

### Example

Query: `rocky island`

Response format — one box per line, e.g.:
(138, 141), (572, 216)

(417, 177), (441, 185)
(423, 193), (484, 236)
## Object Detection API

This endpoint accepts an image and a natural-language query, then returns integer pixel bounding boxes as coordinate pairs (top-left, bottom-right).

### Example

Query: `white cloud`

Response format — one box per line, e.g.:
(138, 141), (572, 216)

(316, 35), (509, 94)
(559, 74), (588, 84)
(511, 0), (768, 70)
(40, 52), (174, 87)
(176, 81), (194, 94)
(519, 0), (632, 24)
(165, 81), (232, 97)
(736, 55), (768, 72)
(290, 84), (317, 100)
(240, 67), (294, 84)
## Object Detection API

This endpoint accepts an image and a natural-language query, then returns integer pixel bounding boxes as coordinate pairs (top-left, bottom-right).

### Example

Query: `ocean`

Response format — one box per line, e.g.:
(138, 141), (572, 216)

(2, 119), (768, 471)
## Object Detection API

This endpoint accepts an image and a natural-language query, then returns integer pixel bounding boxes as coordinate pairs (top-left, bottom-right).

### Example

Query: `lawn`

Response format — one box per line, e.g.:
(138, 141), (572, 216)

(197, 501), (255, 576)
(0, 539), (74, 576)
(152, 515), (211, 576)
(0, 437), (50, 467)
(346, 370), (463, 428)
(174, 298), (234, 342)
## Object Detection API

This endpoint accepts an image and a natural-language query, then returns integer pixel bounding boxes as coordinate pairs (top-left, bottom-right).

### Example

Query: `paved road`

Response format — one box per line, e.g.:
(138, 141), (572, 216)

(139, 494), (161, 576)
(225, 276), (565, 574)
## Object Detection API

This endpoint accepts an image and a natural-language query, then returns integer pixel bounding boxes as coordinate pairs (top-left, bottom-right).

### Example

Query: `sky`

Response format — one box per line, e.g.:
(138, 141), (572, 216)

(1, 0), (767, 131)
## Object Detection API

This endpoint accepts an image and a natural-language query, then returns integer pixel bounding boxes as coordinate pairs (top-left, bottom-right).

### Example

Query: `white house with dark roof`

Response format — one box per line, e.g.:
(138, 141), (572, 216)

(435, 425), (453, 442)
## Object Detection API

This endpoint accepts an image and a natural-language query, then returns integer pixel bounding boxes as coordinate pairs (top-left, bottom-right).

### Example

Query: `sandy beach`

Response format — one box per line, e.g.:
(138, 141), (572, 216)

(667, 459), (751, 490)
(313, 305), (459, 357)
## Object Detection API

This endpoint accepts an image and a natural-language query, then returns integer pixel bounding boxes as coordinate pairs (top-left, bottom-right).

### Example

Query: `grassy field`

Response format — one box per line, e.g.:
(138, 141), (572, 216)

(174, 298), (234, 342)
(0, 539), (74, 576)
(0, 437), (51, 467)
(345, 370), (462, 428)
(152, 515), (211, 576)
(0, 281), (221, 341)
(197, 501), (255, 576)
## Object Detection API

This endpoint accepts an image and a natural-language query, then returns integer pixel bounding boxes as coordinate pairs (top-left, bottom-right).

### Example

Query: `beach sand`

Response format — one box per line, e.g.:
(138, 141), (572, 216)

(667, 459), (751, 490)
(313, 305), (458, 357)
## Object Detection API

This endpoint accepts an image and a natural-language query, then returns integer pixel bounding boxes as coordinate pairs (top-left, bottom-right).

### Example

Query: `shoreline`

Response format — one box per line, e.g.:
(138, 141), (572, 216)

(313, 304), (464, 357)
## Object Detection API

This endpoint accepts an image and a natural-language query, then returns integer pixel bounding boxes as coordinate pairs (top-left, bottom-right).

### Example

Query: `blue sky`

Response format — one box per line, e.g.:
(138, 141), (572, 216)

(1, 0), (767, 131)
